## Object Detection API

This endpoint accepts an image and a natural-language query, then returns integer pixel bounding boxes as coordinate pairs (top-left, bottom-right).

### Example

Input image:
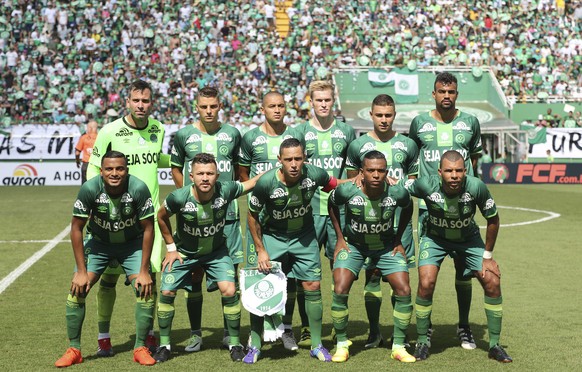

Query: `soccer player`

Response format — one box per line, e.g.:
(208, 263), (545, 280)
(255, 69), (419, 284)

(405, 150), (512, 363)
(153, 153), (262, 363)
(408, 72), (483, 351)
(328, 150), (415, 363)
(170, 86), (242, 351)
(345, 94), (418, 348)
(295, 80), (356, 346)
(244, 138), (346, 364)
(75, 120), (98, 184)
(87, 79), (169, 356)
(55, 151), (156, 367)
(239, 91), (302, 350)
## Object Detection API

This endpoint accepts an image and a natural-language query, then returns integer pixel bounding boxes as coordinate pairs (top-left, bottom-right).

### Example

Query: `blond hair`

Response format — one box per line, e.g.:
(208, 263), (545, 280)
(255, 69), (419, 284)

(308, 80), (335, 100)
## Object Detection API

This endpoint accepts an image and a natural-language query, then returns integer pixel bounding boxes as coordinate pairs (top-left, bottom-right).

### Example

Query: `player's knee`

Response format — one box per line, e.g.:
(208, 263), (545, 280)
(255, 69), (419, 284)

(219, 282), (236, 297)
(161, 290), (176, 297)
(392, 283), (411, 297)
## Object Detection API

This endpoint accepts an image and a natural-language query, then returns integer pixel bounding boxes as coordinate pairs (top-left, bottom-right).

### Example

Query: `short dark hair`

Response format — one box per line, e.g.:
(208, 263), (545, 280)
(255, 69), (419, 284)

(262, 91), (284, 106)
(363, 150), (386, 162)
(279, 138), (304, 155)
(440, 150), (464, 167)
(434, 72), (457, 90)
(198, 86), (219, 99)
(371, 94), (395, 108)
(102, 150), (127, 165)
(129, 79), (153, 98)
(191, 152), (217, 167)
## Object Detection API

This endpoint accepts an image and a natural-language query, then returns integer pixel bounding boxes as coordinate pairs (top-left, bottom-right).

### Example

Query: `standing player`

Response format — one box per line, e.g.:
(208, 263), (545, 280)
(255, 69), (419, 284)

(408, 72), (483, 350)
(170, 86), (242, 351)
(55, 151), (156, 367)
(75, 120), (98, 184)
(345, 94), (418, 348)
(405, 150), (512, 363)
(239, 91), (301, 350)
(244, 138), (342, 364)
(87, 79), (169, 356)
(328, 151), (415, 363)
(153, 153), (262, 363)
(295, 80), (355, 346)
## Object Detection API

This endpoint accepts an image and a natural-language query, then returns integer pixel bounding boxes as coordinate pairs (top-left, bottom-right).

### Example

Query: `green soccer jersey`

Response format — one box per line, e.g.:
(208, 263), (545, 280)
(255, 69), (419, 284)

(73, 175), (154, 244)
(403, 175), (497, 242)
(170, 123), (241, 220)
(248, 164), (331, 234)
(408, 111), (482, 178)
(239, 126), (301, 177)
(345, 133), (419, 180)
(296, 119), (356, 215)
(329, 182), (410, 251)
(163, 181), (244, 257)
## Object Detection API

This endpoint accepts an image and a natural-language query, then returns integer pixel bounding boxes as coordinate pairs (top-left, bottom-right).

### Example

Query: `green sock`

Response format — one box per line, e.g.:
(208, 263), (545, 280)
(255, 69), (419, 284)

(222, 294), (241, 346)
(415, 296), (433, 344)
(304, 289), (323, 347)
(97, 275), (118, 334)
(283, 279), (297, 326)
(455, 278), (473, 326)
(133, 279), (155, 348)
(484, 296), (503, 348)
(157, 294), (176, 347)
(186, 282), (203, 331)
(364, 273), (382, 337)
(331, 293), (349, 343)
(392, 295), (412, 347)
(66, 294), (86, 349)
(249, 313), (263, 349)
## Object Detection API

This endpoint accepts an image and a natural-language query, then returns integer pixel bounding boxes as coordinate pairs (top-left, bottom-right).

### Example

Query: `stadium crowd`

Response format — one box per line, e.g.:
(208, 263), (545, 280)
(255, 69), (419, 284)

(0, 0), (581, 129)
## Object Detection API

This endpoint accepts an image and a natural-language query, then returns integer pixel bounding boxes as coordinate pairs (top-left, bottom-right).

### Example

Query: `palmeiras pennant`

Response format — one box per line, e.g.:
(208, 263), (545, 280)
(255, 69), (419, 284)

(240, 261), (287, 317)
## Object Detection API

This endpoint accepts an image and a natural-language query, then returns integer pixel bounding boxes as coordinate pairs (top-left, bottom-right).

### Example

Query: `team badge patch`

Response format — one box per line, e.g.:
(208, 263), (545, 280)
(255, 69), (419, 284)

(240, 261), (287, 316)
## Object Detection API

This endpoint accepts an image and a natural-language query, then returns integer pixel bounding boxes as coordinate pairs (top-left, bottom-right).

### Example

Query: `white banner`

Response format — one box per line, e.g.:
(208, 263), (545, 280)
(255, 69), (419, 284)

(0, 124), (182, 160)
(0, 161), (176, 186)
(529, 128), (582, 158)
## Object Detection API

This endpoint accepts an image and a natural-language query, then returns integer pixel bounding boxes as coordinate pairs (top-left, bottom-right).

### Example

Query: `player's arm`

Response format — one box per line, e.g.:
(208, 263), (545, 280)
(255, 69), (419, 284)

(157, 153), (171, 168)
(239, 165), (250, 181)
(482, 213), (500, 279)
(70, 216), (90, 297)
(240, 172), (263, 195)
(392, 196), (412, 257)
(346, 169), (358, 178)
(157, 203), (183, 272)
(247, 210), (271, 272)
(327, 195), (350, 261)
(171, 166), (183, 188)
(135, 216), (154, 298)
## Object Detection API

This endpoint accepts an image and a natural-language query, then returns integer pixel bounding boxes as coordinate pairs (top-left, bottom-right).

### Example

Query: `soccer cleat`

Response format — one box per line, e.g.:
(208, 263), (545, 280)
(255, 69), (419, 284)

(281, 329), (299, 351)
(55, 347), (83, 368)
(152, 346), (171, 363)
(364, 333), (384, 349)
(229, 345), (246, 362)
(185, 333), (203, 352)
(331, 346), (349, 363)
(298, 327), (311, 347)
(96, 338), (114, 357)
(457, 326), (477, 350)
(310, 344), (332, 362)
(133, 346), (156, 365)
(391, 347), (416, 363)
(414, 343), (430, 361)
(426, 326), (434, 348)
(488, 344), (513, 363)
(145, 334), (158, 354)
(243, 347), (261, 364)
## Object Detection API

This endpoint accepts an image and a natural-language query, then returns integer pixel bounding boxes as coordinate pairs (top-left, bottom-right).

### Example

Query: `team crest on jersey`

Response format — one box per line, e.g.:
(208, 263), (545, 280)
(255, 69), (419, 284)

(141, 198), (153, 211)
(455, 133), (465, 143)
(300, 178), (316, 189)
(116, 127), (133, 137)
(270, 188), (288, 199)
(380, 197), (397, 207)
(182, 201), (198, 213)
(186, 134), (202, 144)
(453, 121), (470, 131)
(428, 193), (444, 203)
(418, 123), (437, 133)
(216, 210), (225, 219)
(95, 193), (109, 204)
(212, 198), (227, 209)
(74, 200), (86, 212)
(463, 205), (472, 214)
(249, 195), (261, 207)
(459, 193), (473, 202)
(304, 132), (318, 141)
(123, 205), (133, 215)
(150, 134), (158, 143)
(252, 136), (268, 147)
(360, 142), (376, 153)
(484, 198), (495, 210)
(121, 193), (133, 203)
(395, 153), (404, 162)
(392, 141), (406, 151)
(333, 142), (344, 153)
(349, 196), (367, 206)
(382, 209), (393, 220)
(216, 133), (233, 142)
(219, 145), (229, 155)
(331, 129), (347, 139)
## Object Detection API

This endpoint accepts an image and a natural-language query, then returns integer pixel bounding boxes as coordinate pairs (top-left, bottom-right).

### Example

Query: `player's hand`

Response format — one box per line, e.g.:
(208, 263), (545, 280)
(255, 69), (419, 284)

(482, 258), (501, 279)
(162, 251), (183, 273)
(135, 271), (153, 299)
(70, 271), (91, 297)
(333, 240), (350, 261)
(386, 176), (399, 186)
(75, 160), (81, 169)
(351, 174), (363, 188)
(257, 250), (271, 273)
(391, 243), (406, 258)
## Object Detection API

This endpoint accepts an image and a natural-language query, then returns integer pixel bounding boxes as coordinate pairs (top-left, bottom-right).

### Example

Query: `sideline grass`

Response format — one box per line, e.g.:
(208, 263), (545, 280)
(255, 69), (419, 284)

(0, 185), (580, 371)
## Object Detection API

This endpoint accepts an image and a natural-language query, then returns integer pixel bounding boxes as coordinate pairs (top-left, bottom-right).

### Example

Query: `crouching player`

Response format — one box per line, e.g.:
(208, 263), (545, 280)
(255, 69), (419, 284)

(152, 153), (261, 363)
(55, 150), (156, 367)
(328, 150), (415, 363)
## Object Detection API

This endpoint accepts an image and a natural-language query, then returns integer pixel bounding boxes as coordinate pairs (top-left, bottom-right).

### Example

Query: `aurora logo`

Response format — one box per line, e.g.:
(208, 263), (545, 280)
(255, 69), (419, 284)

(3, 164), (46, 186)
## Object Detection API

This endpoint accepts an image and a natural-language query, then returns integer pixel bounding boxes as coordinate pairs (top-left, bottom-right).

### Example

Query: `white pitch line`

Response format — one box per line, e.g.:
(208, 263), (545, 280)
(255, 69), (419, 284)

(478, 205), (560, 229)
(0, 239), (71, 244)
(0, 226), (70, 295)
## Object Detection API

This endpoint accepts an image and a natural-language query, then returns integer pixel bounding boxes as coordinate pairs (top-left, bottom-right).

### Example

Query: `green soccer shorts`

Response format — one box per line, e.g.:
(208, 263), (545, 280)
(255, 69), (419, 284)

(334, 242), (409, 279)
(313, 214), (340, 261)
(84, 238), (143, 277)
(418, 233), (485, 276)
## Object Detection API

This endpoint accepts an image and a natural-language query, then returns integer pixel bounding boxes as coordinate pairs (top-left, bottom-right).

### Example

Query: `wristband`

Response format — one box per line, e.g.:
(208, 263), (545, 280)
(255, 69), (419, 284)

(166, 243), (177, 252)
(483, 250), (493, 259)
